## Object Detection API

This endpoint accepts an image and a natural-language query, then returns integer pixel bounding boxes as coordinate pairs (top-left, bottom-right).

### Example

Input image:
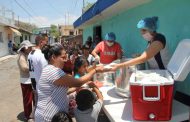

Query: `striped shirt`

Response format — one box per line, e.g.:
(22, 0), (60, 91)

(35, 65), (69, 122)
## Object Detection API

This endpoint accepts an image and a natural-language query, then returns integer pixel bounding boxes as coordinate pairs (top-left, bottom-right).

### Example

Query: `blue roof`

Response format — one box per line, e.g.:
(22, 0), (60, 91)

(73, 0), (119, 28)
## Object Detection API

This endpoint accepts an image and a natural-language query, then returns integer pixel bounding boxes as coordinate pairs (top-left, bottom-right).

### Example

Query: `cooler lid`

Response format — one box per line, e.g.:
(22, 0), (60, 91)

(130, 70), (174, 86)
(167, 39), (190, 81)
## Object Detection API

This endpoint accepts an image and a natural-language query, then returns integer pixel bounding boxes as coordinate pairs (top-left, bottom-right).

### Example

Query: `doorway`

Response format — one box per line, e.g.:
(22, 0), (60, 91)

(93, 26), (102, 43)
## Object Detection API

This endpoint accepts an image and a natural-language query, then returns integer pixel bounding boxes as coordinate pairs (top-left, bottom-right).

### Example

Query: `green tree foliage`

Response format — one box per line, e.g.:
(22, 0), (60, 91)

(50, 24), (59, 38)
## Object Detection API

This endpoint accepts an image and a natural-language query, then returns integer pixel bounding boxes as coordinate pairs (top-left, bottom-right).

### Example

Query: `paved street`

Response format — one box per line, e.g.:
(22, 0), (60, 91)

(0, 55), (25, 122)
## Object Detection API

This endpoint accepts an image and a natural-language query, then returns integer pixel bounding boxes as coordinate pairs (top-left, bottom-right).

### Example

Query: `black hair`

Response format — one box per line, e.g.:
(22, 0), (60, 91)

(87, 36), (92, 42)
(42, 43), (64, 62)
(51, 111), (73, 122)
(73, 56), (88, 75)
(76, 89), (95, 111)
(19, 47), (26, 53)
(85, 36), (93, 47)
(82, 44), (90, 50)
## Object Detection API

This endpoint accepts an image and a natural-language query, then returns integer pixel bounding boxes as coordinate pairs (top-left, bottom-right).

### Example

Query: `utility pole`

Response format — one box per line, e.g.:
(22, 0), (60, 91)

(82, 0), (85, 14)
(65, 13), (66, 27)
(18, 16), (19, 27)
(68, 12), (69, 25)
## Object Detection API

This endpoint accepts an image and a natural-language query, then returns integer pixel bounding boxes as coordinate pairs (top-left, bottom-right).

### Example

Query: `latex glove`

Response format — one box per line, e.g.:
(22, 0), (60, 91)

(95, 56), (100, 63)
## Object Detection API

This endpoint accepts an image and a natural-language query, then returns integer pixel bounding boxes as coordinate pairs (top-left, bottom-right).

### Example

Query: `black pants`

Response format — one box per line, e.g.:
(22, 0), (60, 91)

(31, 78), (36, 90)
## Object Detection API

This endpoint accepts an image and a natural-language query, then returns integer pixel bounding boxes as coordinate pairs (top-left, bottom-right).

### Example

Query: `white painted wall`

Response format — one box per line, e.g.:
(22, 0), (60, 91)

(0, 26), (9, 57)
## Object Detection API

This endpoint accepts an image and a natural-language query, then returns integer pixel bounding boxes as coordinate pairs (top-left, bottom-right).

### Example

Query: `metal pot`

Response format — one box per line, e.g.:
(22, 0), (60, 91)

(132, 53), (146, 70)
(114, 58), (136, 98)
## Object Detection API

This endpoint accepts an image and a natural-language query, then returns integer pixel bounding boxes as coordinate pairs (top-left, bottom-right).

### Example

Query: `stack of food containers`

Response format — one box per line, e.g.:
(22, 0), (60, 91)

(130, 39), (190, 121)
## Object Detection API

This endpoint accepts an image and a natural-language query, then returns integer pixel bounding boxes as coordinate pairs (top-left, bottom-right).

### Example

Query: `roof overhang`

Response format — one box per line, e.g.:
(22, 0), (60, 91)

(74, 0), (152, 29)
(19, 28), (32, 34)
(9, 27), (22, 36)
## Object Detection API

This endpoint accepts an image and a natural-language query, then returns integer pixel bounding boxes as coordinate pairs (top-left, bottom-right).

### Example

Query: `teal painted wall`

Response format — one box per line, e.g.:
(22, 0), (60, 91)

(83, 0), (190, 95)
(83, 26), (93, 43)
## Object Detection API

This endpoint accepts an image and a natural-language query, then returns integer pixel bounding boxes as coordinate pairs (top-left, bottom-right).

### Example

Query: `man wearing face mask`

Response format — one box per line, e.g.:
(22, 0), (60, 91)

(111, 16), (170, 70)
(92, 32), (122, 64)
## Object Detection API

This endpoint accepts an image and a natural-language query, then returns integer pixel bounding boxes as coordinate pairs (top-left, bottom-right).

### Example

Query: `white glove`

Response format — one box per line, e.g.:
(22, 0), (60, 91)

(95, 56), (100, 63)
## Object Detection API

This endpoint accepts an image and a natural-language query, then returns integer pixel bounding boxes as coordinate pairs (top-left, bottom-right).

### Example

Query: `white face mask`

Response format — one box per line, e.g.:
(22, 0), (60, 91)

(142, 32), (153, 41)
(106, 41), (114, 47)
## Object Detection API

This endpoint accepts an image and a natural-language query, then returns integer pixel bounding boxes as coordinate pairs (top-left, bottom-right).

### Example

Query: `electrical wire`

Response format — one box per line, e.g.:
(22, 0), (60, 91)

(45, 0), (68, 25)
(22, 0), (38, 17)
(14, 0), (42, 26)
(22, 0), (46, 23)
(45, 0), (65, 17)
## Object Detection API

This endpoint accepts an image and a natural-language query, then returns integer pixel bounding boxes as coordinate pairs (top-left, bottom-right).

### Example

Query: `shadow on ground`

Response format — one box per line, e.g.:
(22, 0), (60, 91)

(17, 112), (26, 122)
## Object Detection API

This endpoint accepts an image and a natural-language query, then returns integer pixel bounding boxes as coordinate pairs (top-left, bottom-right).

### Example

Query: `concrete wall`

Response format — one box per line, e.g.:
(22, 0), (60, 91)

(82, 0), (190, 95)
(0, 26), (14, 57)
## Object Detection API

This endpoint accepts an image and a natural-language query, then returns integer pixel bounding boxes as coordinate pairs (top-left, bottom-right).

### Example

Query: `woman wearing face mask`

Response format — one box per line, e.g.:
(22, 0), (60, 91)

(112, 16), (170, 70)
(92, 32), (122, 64)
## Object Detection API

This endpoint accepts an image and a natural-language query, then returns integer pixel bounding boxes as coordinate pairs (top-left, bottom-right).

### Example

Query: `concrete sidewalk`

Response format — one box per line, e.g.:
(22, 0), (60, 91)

(0, 55), (17, 62)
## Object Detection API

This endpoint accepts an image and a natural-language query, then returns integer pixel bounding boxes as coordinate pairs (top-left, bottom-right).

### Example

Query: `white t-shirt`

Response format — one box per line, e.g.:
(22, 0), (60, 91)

(28, 49), (48, 89)
(20, 78), (31, 84)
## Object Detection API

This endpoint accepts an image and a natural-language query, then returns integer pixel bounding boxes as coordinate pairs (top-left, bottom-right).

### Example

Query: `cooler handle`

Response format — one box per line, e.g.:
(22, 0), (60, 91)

(143, 84), (160, 101)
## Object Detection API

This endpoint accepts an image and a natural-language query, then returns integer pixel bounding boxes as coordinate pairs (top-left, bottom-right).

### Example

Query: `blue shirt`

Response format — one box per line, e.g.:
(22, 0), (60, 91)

(74, 73), (81, 79)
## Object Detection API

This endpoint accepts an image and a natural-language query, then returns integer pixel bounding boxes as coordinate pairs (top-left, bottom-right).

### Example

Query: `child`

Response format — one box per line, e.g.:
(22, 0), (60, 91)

(51, 111), (73, 122)
(74, 56), (96, 81)
(74, 85), (103, 122)
(74, 56), (88, 79)
(67, 56), (89, 95)
(68, 56), (89, 115)
(68, 56), (97, 115)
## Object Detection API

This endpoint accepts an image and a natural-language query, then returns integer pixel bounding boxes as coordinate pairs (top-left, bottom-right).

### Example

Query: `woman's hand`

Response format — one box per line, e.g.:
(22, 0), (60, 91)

(110, 64), (120, 71)
(95, 64), (104, 73)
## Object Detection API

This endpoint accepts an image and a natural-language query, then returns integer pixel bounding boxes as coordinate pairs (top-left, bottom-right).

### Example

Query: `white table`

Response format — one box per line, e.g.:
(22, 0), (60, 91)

(100, 86), (189, 122)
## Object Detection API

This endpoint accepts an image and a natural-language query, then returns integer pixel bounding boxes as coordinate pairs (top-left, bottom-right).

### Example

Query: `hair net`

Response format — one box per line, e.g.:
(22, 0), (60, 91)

(137, 16), (159, 32)
(105, 32), (116, 41)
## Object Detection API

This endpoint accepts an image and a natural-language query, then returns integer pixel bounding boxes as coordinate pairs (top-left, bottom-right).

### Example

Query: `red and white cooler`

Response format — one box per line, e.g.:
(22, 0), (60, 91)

(130, 39), (190, 121)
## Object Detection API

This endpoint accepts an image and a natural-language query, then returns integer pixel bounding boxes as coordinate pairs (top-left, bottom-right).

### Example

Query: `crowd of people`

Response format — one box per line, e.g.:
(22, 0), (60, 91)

(17, 33), (110, 122)
(17, 16), (170, 122)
